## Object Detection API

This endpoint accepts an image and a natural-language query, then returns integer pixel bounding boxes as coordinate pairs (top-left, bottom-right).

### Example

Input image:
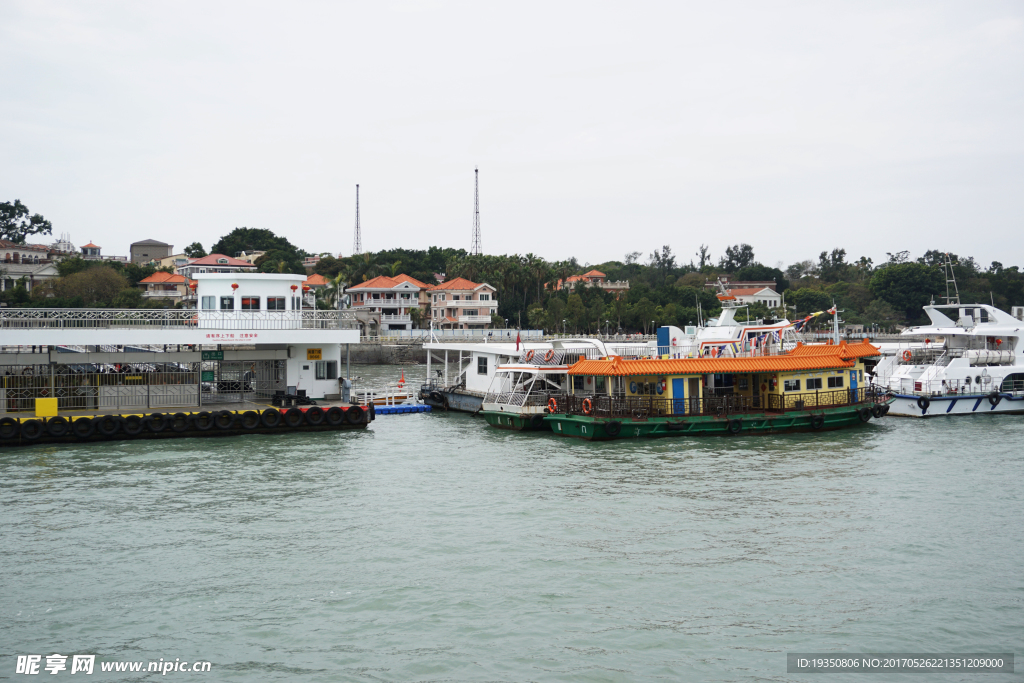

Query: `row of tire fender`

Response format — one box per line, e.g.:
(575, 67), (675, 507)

(0, 406), (369, 441)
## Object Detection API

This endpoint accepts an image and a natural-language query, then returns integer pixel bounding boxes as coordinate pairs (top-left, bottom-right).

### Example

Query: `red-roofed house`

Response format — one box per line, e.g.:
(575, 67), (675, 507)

(428, 277), (498, 330)
(549, 269), (630, 297)
(346, 274), (432, 330)
(177, 253), (257, 279)
(138, 271), (194, 304)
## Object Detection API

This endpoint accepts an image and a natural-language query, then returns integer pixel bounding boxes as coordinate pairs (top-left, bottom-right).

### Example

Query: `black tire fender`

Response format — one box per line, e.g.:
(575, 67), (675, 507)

(728, 418), (742, 434)
(72, 417), (95, 438)
(604, 420), (622, 437)
(305, 406), (325, 426)
(21, 419), (44, 441)
(345, 406), (364, 424)
(46, 416), (71, 437)
(96, 415), (122, 437)
(325, 406), (345, 426)
(122, 415), (144, 435)
(810, 414), (825, 430)
(858, 407), (872, 422)
(171, 412), (191, 432)
(917, 396), (930, 411)
(0, 417), (20, 439)
(871, 404), (884, 419)
(192, 411), (214, 431)
(261, 409), (283, 428)
(988, 392), (1001, 407)
(283, 408), (305, 427)
(529, 413), (545, 430)
(240, 410), (260, 429)
(429, 391), (443, 403)
(146, 412), (167, 433)
(213, 411), (234, 430)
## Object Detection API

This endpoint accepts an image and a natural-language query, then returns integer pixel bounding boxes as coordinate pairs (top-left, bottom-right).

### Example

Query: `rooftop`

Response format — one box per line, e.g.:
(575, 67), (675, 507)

(348, 274), (430, 290)
(139, 272), (191, 285)
(186, 253), (254, 267)
(429, 277), (489, 291)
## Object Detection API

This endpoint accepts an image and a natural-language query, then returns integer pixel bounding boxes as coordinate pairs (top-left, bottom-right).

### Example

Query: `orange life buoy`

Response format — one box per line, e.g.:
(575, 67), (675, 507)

(582, 398), (593, 415)
(902, 349), (913, 361)
(544, 349), (555, 362)
(548, 397), (558, 413)
(525, 350), (535, 362)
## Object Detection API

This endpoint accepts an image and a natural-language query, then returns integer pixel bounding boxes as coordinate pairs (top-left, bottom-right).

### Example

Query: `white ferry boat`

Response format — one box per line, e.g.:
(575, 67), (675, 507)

(873, 303), (1024, 417)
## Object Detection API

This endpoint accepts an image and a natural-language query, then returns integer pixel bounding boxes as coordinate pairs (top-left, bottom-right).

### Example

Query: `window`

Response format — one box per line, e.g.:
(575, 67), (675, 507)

(241, 296), (260, 310)
(315, 361), (338, 380)
(573, 376), (585, 391)
(784, 379), (801, 391)
(807, 377), (823, 390)
(453, 295), (460, 300)
(292, 296), (301, 310)
(479, 294), (489, 301)
(464, 310), (478, 317)
(268, 297), (286, 310)
(218, 258), (228, 264)
(738, 376), (749, 390)
(477, 356), (488, 375)
(201, 296), (216, 310)
(827, 375), (844, 388)
(220, 296), (234, 310)
(594, 376), (606, 393)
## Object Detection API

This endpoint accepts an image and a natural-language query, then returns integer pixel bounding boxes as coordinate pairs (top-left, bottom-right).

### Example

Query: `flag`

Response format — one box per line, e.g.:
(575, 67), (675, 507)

(828, 305), (837, 315)
(515, 330), (521, 352)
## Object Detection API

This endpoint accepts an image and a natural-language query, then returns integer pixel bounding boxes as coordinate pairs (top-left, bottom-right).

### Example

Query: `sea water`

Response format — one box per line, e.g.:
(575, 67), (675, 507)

(2, 365), (1022, 681)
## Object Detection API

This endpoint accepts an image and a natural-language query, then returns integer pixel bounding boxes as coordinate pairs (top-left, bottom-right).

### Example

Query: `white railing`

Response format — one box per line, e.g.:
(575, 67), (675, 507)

(381, 313), (411, 323)
(459, 315), (493, 323)
(354, 297), (420, 306)
(0, 308), (359, 331)
(430, 299), (496, 307)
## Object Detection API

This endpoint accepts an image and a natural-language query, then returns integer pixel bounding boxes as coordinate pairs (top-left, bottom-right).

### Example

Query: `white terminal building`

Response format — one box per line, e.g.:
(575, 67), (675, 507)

(0, 273), (359, 413)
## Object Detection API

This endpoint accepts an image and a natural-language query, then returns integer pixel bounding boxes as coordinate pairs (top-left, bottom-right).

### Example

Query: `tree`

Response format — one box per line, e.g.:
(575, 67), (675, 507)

(789, 288), (833, 314)
(52, 268), (129, 306)
(0, 200), (52, 244)
(254, 249), (304, 275)
(719, 244), (755, 272)
(112, 288), (145, 308)
(869, 262), (944, 320)
(817, 248), (848, 281)
(785, 260), (815, 280)
(313, 255), (342, 279)
(695, 244), (711, 269)
(734, 264), (789, 292)
(184, 242), (207, 258)
(211, 228), (304, 259)
(863, 299), (898, 326)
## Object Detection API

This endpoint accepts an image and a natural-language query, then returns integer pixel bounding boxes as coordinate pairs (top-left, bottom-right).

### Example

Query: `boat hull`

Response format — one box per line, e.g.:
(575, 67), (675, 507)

(480, 410), (550, 431)
(544, 403), (888, 440)
(887, 392), (1024, 417)
(420, 388), (483, 413)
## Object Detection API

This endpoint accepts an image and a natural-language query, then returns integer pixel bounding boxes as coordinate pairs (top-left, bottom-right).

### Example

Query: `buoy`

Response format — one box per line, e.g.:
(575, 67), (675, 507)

(398, 369), (405, 388)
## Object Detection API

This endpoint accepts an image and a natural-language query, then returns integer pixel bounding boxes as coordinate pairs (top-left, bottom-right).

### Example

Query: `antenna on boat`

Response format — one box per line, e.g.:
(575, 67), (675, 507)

(471, 167), (482, 256)
(941, 252), (960, 306)
(353, 184), (362, 255)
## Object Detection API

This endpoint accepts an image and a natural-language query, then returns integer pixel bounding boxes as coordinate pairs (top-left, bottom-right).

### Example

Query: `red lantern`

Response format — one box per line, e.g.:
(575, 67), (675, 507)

(302, 285), (310, 293)
(189, 282), (196, 290)
(231, 283), (239, 291)
(290, 284), (298, 292)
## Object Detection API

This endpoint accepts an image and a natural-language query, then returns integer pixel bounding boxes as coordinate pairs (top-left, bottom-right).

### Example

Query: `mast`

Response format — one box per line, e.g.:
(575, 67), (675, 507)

(471, 168), (481, 256)
(353, 184), (362, 255)
(942, 252), (960, 305)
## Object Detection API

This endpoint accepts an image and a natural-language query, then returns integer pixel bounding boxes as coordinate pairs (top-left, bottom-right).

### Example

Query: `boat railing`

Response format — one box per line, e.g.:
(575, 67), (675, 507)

(484, 390), (561, 407)
(552, 387), (880, 419)
(889, 376), (1008, 396)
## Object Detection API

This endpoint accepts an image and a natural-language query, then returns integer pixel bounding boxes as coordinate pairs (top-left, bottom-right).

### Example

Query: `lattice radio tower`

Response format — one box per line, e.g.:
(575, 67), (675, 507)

(352, 184), (362, 255)
(471, 167), (482, 256)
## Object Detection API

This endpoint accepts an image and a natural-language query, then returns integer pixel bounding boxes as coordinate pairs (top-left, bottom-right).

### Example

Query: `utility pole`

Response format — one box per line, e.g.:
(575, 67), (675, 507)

(353, 184), (362, 255)
(471, 168), (481, 256)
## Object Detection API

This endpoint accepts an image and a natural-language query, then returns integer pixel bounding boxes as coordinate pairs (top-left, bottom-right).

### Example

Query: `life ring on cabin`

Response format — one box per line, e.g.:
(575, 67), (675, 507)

(582, 398), (594, 415)
(548, 397), (559, 413)
(544, 350), (555, 362)
(917, 396), (930, 411)
(524, 350), (535, 362)
(902, 350), (913, 362)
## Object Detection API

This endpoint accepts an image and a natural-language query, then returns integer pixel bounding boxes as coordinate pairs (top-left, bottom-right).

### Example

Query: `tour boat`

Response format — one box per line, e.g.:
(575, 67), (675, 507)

(872, 303), (1024, 417)
(541, 340), (890, 440)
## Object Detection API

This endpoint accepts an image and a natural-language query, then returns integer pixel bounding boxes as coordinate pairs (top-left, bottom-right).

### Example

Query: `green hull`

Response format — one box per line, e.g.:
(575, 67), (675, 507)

(481, 410), (551, 431)
(544, 403), (887, 440)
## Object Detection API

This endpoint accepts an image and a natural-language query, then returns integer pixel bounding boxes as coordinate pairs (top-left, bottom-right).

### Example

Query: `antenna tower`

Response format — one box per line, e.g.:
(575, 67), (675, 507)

(941, 252), (960, 305)
(471, 167), (481, 256)
(353, 184), (362, 255)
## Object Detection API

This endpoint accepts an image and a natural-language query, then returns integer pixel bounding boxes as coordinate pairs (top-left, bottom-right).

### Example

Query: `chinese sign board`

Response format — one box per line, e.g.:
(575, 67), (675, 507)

(306, 348), (322, 361)
(202, 351), (224, 361)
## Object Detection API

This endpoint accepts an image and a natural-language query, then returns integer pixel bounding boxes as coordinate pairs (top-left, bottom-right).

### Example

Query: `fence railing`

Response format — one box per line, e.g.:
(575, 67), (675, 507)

(884, 375), (1024, 396)
(550, 387), (881, 419)
(0, 309), (359, 331)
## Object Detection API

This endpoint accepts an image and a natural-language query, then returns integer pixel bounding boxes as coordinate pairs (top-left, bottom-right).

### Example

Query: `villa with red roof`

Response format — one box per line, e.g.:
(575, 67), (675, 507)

(346, 274), (432, 331)
(429, 277), (498, 330)
(176, 253), (257, 279)
(137, 271), (194, 305)
(549, 269), (630, 297)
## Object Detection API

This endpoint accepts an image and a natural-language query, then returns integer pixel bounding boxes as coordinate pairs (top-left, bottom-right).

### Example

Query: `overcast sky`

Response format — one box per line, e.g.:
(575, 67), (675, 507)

(2, 1), (1022, 270)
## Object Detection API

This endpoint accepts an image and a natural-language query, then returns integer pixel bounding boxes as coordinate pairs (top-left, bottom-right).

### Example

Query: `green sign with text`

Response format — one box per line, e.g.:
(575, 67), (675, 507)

(201, 351), (224, 361)
(201, 371), (215, 382)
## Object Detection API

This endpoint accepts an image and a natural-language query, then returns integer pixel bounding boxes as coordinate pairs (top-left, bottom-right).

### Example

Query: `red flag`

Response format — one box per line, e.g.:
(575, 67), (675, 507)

(516, 330), (521, 352)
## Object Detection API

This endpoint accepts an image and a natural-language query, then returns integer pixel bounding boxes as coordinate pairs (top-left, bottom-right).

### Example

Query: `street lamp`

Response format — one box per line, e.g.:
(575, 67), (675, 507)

(651, 320), (655, 336)
(562, 319), (567, 336)
(604, 319), (611, 337)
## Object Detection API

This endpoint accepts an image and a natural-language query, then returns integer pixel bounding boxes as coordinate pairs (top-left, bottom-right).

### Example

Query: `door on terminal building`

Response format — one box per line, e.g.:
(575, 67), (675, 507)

(751, 373), (761, 408)
(672, 378), (686, 415)
(850, 370), (858, 401)
(298, 362), (312, 396)
(688, 377), (700, 414)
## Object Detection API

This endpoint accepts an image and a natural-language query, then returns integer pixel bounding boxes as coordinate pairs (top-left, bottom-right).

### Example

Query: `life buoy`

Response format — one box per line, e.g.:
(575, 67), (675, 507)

(544, 350), (555, 362)
(917, 396), (930, 411)
(524, 350), (535, 362)
(548, 397), (558, 413)
(582, 398), (594, 415)
(902, 349), (913, 361)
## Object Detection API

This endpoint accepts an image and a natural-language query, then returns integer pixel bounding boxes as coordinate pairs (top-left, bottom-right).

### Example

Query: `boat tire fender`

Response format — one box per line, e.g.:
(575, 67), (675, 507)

(810, 414), (825, 430)
(122, 415), (144, 436)
(988, 392), (1001, 407)
(429, 391), (443, 403)
(46, 416), (71, 437)
(728, 418), (742, 435)
(0, 417), (20, 439)
(284, 408), (304, 427)
(325, 406), (345, 425)
(345, 406), (364, 425)
(871, 404), (884, 419)
(369, 402), (375, 420)
(171, 412), (191, 432)
(529, 413), (545, 430)
(72, 417), (95, 438)
(305, 406), (325, 426)
(21, 419), (44, 441)
(96, 415), (121, 437)
(917, 396), (930, 411)
(240, 410), (260, 429)
(192, 411), (214, 431)
(605, 420), (622, 437)
(261, 409), (283, 428)
(212, 411), (234, 430)
(858, 407), (872, 423)
(146, 413), (167, 433)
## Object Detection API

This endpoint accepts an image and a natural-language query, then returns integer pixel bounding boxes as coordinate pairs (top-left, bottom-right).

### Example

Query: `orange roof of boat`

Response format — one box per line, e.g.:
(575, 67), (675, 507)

(567, 354), (857, 376)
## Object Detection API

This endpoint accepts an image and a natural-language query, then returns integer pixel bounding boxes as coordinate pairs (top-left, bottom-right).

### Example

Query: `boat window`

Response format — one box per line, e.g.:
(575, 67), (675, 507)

(477, 356), (488, 375)
(1001, 373), (1024, 392)
(267, 297), (286, 310)
(807, 378), (823, 390)
(738, 376), (749, 390)
(828, 375), (844, 388)
(784, 379), (801, 391)
(594, 376), (606, 393)
(979, 309), (989, 323)
(241, 297), (260, 311)
(573, 376), (585, 392)
(201, 296), (215, 310)
(220, 296), (234, 310)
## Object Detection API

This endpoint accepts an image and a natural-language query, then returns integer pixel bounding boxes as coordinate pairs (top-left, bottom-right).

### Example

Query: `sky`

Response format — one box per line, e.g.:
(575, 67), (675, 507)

(2, 1), (1023, 270)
